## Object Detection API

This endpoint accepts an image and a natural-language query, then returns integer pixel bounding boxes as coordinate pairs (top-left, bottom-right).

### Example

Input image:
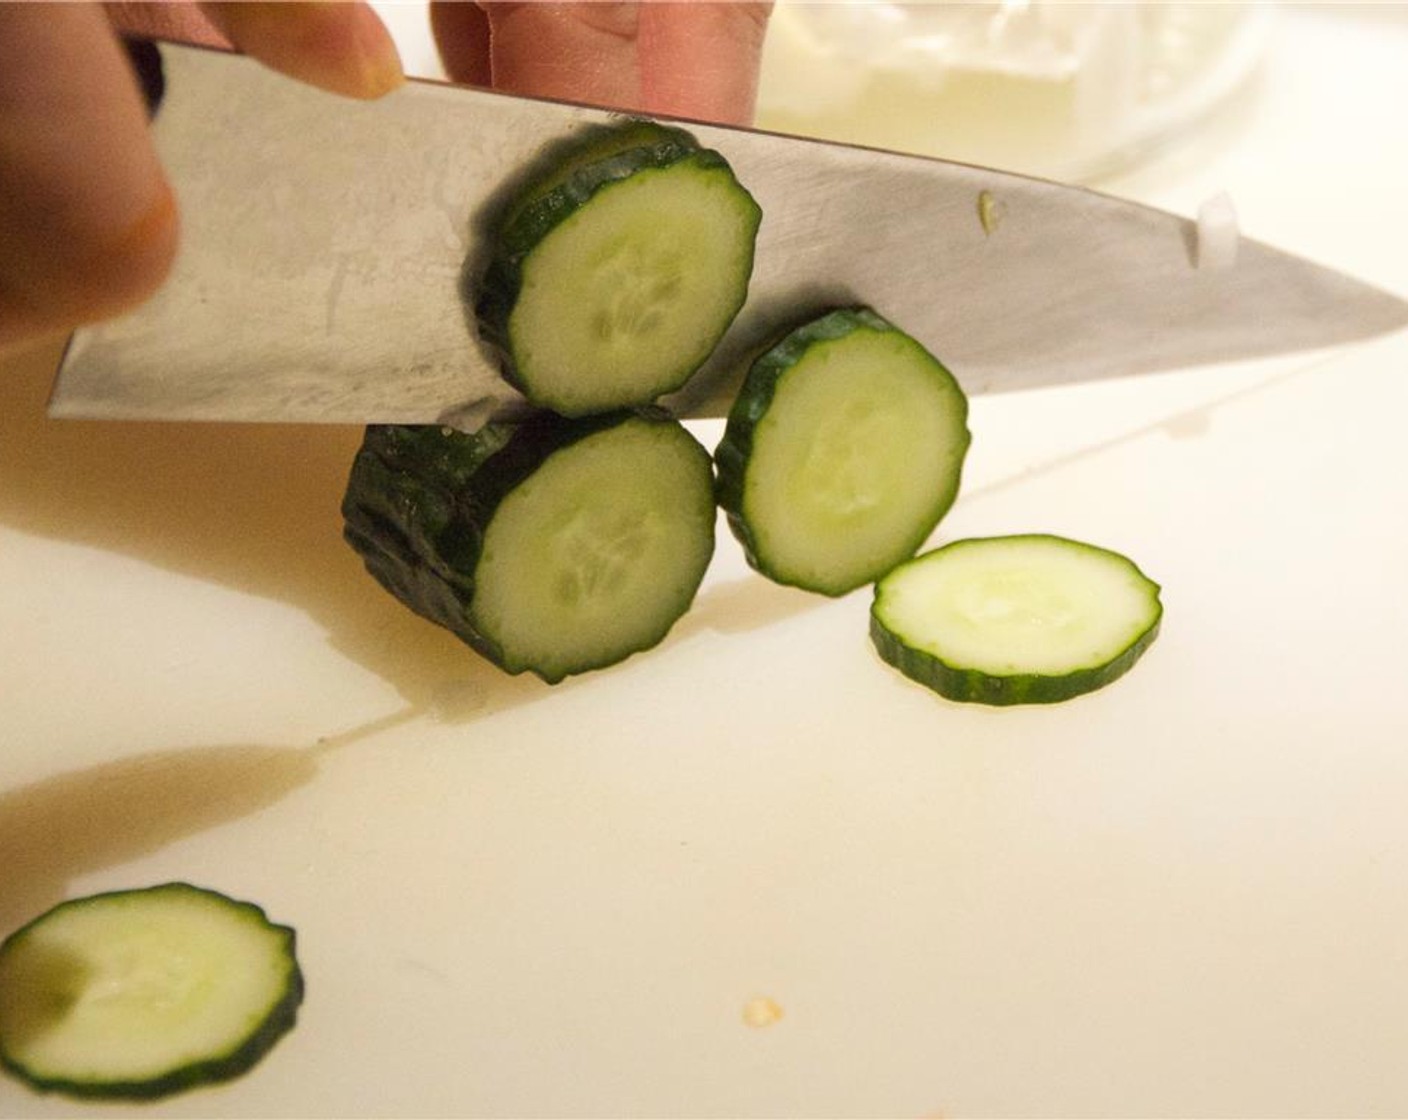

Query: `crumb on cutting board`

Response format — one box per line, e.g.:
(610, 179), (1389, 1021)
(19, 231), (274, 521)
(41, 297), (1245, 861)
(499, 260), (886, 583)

(742, 996), (784, 1028)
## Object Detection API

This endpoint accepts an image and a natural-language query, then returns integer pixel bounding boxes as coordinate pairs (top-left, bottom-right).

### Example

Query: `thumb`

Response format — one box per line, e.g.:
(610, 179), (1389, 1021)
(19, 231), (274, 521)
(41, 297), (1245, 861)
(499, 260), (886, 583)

(0, 3), (177, 352)
(432, 2), (772, 126)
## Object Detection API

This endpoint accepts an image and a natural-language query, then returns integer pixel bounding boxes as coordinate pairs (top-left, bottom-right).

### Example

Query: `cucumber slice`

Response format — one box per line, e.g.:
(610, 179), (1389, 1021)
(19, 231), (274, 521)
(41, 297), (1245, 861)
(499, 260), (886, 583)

(342, 410), (716, 683)
(477, 121), (762, 418)
(715, 307), (971, 596)
(0, 883), (302, 1100)
(871, 534), (1162, 705)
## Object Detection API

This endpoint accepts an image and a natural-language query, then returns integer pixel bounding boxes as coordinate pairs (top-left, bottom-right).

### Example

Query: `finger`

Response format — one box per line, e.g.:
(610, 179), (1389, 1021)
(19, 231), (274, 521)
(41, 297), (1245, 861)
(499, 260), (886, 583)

(467, 2), (642, 111)
(108, 2), (404, 101)
(104, 2), (231, 48)
(200, 1), (405, 99)
(0, 3), (178, 351)
(467, 2), (770, 125)
(636, 1), (772, 124)
(429, 1), (491, 87)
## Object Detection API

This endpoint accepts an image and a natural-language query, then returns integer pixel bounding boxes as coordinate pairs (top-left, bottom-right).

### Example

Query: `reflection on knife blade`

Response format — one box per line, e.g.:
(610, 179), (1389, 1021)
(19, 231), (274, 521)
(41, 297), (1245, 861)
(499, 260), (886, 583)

(49, 42), (1408, 425)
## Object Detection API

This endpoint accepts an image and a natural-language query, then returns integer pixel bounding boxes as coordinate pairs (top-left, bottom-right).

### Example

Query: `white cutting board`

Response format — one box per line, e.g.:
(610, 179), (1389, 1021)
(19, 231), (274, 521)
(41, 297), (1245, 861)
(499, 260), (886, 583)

(3, 7), (1407, 1117)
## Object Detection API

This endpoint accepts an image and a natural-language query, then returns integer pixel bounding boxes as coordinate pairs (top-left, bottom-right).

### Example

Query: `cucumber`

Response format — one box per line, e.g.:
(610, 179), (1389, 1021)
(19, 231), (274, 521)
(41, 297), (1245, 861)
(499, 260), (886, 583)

(715, 307), (971, 597)
(870, 534), (1162, 705)
(476, 121), (762, 418)
(0, 883), (302, 1100)
(342, 410), (716, 683)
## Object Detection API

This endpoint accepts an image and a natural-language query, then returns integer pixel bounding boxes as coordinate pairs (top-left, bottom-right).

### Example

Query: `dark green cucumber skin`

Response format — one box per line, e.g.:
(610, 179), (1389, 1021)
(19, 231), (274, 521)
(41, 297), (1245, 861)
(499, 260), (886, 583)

(474, 120), (761, 411)
(869, 535), (1164, 706)
(341, 410), (712, 683)
(870, 613), (1161, 706)
(715, 306), (971, 597)
(342, 413), (626, 676)
(0, 883), (303, 1101)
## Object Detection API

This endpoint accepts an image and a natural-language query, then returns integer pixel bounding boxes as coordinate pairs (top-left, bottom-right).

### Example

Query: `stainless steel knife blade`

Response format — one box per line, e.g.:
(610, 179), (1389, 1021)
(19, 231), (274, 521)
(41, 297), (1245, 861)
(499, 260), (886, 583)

(49, 41), (1408, 426)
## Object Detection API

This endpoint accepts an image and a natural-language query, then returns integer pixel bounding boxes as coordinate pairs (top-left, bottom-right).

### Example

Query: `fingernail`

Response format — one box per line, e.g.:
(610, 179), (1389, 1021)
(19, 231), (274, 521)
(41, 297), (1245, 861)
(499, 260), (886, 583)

(349, 3), (406, 97)
(205, 2), (405, 100)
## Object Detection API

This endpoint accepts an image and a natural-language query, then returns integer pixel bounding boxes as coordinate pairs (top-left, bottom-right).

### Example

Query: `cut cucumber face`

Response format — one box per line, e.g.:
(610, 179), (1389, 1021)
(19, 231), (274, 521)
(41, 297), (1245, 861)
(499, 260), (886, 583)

(0, 883), (302, 1100)
(871, 534), (1162, 705)
(471, 417), (716, 680)
(343, 411), (716, 683)
(716, 307), (971, 596)
(477, 121), (761, 418)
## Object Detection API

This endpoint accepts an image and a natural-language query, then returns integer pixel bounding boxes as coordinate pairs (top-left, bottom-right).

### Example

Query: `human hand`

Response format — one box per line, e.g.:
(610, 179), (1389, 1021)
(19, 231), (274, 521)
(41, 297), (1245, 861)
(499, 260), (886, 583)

(0, 1), (404, 353)
(431, 2), (773, 127)
(0, 1), (772, 355)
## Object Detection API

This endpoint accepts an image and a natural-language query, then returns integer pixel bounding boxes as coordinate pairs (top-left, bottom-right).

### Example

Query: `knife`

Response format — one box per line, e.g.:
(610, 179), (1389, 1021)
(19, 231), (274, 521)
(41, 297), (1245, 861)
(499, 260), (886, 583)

(49, 41), (1408, 427)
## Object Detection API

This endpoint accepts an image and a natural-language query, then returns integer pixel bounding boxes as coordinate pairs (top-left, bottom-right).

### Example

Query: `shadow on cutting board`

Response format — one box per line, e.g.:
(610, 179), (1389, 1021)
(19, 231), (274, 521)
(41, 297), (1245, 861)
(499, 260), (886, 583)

(0, 340), (819, 720)
(0, 710), (417, 935)
(0, 339), (547, 720)
(0, 743), (315, 935)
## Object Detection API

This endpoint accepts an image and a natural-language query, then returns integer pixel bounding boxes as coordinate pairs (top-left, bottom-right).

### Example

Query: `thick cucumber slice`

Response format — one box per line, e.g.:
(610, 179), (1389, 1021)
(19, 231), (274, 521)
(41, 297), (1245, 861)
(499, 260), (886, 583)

(871, 534), (1162, 705)
(477, 121), (762, 418)
(342, 410), (716, 683)
(715, 307), (971, 596)
(0, 883), (302, 1100)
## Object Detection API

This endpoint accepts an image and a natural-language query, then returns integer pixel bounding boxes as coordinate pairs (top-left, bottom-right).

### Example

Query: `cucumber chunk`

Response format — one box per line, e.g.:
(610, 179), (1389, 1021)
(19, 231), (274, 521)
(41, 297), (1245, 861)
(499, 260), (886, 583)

(477, 121), (762, 417)
(342, 410), (716, 683)
(715, 307), (971, 596)
(0, 883), (302, 1100)
(871, 534), (1162, 705)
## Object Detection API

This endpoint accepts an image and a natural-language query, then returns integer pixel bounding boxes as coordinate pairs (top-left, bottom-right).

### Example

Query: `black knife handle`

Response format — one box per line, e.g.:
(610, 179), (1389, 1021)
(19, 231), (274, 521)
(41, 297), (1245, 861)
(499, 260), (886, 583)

(121, 37), (166, 119)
